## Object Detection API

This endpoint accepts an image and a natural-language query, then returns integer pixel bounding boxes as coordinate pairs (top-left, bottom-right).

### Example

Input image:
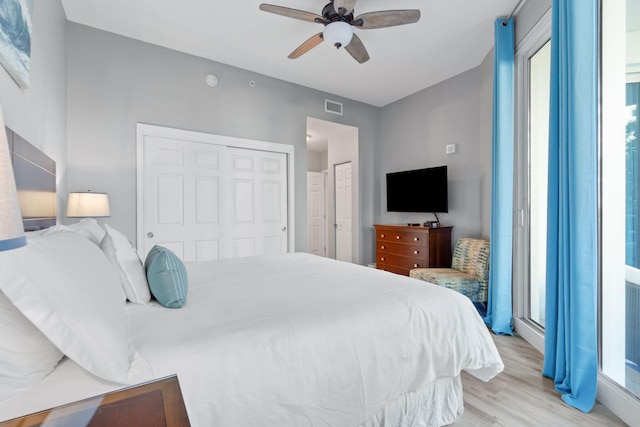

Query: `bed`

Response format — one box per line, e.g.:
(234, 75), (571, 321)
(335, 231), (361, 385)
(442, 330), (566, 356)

(0, 131), (503, 426)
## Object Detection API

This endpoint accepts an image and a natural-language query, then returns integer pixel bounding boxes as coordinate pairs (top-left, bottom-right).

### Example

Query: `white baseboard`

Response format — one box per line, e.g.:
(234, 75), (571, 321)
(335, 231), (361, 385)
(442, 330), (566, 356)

(597, 374), (640, 426)
(513, 317), (544, 353)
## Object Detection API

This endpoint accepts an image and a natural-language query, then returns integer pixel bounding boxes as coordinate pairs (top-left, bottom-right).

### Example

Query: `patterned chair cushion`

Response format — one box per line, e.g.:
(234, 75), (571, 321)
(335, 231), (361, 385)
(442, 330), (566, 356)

(410, 268), (486, 302)
(451, 238), (490, 283)
(409, 238), (490, 303)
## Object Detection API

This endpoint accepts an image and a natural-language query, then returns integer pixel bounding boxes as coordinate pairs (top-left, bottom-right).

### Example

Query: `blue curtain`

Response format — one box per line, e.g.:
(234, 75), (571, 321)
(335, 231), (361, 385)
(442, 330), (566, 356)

(542, 0), (599, 413)
(484, 18), (514, 336)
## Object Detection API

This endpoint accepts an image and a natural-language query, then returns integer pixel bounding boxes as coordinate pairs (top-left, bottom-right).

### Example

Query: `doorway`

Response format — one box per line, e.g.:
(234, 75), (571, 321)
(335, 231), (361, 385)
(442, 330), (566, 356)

(306, 117), (359, 263)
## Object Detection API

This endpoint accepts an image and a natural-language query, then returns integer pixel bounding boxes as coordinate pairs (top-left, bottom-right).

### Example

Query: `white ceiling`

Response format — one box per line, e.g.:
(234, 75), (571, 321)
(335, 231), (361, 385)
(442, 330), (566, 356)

(60, 0), (519, 107)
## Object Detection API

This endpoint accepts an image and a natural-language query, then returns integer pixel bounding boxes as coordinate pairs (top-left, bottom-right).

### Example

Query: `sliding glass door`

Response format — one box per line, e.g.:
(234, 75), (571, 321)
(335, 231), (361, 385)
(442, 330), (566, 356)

(514, 10), (551, 338)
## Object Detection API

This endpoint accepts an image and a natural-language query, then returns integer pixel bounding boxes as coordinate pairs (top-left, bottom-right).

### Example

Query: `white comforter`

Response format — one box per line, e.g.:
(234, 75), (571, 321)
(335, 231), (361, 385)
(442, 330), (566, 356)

(132, 253), (503, 425)
(0, 253), (503, 426)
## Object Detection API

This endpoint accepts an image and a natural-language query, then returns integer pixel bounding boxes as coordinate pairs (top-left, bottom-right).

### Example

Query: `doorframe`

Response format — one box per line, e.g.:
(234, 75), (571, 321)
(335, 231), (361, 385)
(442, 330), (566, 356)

(136, 123), (295, 257)
(306, 118), (359, 263)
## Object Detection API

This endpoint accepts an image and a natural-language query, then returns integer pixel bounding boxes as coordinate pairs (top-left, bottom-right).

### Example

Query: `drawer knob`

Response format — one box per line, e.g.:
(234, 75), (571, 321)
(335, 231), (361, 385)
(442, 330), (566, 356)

(381, 257), (385, 261)
(381, 245), (385, 249)
(414, 250), (419, 255)
(381, 234), (385, 238)
(414, 264), (418, 268)
(414, 237), (419, 241)
(396, 235), (401, 240)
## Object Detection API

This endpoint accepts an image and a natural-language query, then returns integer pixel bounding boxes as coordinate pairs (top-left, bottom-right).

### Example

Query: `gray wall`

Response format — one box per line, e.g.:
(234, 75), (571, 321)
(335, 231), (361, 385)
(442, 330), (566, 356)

(307, 151), (323, 172)
(478, 48), (494, 239)
(3, 9), (505, 266)
(0, 0), (67, 218)
(376, 66), (490, 253)
(66, 23), (380, 263)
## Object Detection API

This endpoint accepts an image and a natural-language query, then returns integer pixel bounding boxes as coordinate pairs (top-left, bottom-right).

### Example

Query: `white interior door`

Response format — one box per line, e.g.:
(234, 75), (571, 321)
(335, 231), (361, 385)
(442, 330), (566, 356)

(228, 147), (288, 258)
(335, 162), (352, 262)
(307, 171), (326, 257)
(140, 134), (288, 262)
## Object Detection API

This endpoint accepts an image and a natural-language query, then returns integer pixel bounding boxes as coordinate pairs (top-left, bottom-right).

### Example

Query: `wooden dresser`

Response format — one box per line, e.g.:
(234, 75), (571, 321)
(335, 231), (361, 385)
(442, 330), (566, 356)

(374, 224), (453, 276)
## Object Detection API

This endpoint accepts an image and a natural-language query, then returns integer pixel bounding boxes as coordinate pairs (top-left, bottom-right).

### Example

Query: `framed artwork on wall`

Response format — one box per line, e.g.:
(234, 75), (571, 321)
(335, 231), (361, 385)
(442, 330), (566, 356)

(0, 0), (32, 89)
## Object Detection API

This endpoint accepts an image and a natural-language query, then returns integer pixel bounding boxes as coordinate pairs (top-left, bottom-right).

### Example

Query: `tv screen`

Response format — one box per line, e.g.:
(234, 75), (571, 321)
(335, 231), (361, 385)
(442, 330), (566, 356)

(386, 166), (448, 213)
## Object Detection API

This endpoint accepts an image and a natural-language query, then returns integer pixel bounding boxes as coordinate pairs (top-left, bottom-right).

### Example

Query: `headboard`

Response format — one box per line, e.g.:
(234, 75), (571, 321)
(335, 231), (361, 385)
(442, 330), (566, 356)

(6, 127), (56, 231)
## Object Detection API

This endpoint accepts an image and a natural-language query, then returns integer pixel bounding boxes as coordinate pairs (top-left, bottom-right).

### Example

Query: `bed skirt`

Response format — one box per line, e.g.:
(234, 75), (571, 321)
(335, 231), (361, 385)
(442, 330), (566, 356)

(360, 375), (464, 427)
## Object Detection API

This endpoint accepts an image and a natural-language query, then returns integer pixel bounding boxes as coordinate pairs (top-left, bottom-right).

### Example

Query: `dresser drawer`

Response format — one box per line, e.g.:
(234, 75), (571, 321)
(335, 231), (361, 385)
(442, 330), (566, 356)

(377, 241), (427, 259)
(377, 229), (427, 244)
(376, 262), (411, 276)
(377, 253), (427, 270)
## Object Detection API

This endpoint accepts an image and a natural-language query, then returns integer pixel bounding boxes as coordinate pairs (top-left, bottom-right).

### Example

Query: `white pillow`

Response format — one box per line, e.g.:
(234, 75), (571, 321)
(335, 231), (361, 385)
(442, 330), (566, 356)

(67, 218), (106, 244)
(100, 224), (151, 305)
(0, 291), (64, 401)
(0, 232), (134, 383)
(41, 218), (105, 246)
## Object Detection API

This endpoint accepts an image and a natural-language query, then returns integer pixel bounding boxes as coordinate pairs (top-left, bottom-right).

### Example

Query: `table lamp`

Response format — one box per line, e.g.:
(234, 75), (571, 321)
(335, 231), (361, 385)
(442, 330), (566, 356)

(66, 191), (111, 218)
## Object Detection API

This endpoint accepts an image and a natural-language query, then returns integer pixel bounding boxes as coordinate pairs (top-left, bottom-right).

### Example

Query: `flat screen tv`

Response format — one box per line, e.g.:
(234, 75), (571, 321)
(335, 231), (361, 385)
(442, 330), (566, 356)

(386, 166), (448, 213)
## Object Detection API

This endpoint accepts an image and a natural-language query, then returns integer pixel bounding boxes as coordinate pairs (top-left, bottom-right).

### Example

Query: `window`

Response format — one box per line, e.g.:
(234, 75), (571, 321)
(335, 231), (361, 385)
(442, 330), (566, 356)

(528, 40), (551, 328)
(602, 0), (640, 401)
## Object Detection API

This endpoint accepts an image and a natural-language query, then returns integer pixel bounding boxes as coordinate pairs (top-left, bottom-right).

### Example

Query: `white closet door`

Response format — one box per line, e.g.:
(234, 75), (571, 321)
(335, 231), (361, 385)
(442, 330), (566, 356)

(228, 148), (288, 258)
(141, 137), (288, 262)
(142, 136), (227, 262)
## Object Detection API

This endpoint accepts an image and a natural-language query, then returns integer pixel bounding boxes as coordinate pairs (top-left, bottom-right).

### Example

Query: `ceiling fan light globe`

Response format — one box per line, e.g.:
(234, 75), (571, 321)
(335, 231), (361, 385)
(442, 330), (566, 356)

(323, 21), (353, 49)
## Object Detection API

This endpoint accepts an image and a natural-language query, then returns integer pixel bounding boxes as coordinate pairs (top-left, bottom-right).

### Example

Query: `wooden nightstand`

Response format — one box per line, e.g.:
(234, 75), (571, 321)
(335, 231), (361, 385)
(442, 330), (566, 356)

(0, 375), (190, 427)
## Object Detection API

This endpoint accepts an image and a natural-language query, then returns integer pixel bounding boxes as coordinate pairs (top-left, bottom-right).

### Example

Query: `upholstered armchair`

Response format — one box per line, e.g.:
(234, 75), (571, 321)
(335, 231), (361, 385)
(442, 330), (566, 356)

(409, 237), (490, 304)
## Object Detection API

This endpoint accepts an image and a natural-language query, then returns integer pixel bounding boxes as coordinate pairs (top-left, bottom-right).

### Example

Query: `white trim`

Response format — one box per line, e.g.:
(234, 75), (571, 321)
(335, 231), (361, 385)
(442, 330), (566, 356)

(597, 375), (640, 426)
(135, 123), (295, 256)
(513, 318), (545, 354)
(514, 8), (552, 56)
(627, 265), (640, 285)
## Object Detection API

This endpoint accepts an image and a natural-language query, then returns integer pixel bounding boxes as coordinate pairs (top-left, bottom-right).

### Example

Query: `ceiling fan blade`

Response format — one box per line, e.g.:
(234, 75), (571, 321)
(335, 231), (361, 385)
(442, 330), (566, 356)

(333, 0), (357, 16)
(288, 33), (324, 59)
(345, 33), (369, 64)
(354, 10), (421, 29)
(259, 4), (323, 23)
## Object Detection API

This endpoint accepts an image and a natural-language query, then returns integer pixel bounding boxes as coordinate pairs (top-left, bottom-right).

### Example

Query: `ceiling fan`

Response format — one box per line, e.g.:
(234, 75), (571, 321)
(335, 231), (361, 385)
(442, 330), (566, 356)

(259, 0), (421, 64)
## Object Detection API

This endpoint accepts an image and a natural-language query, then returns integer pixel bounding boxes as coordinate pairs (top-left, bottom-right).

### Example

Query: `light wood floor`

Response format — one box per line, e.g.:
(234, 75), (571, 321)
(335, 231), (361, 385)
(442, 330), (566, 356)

(454, 332), (627, 426)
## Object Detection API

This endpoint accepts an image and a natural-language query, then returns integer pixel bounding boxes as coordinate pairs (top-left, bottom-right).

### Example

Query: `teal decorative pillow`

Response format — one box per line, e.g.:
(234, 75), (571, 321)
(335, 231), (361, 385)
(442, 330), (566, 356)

(144, 245), (188, 308)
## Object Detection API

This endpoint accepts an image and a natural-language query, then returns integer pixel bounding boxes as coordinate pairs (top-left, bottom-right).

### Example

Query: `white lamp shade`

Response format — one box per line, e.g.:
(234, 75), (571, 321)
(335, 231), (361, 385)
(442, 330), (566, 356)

(66, 192), (111, 218)
(0, 106), (26, 251)
(323, 21), (353, 49)
(18, 190), (56, 218)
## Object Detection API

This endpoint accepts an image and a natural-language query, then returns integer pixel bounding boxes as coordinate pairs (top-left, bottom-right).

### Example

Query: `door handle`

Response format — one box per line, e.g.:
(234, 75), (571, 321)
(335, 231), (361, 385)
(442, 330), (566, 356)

(147, 232), (154, 238)
(282, 227), (287, 232)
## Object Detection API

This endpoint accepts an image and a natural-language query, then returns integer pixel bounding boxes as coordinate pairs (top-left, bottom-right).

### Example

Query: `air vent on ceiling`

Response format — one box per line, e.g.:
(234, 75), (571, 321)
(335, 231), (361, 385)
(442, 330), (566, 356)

(325, 99), (343, 116)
